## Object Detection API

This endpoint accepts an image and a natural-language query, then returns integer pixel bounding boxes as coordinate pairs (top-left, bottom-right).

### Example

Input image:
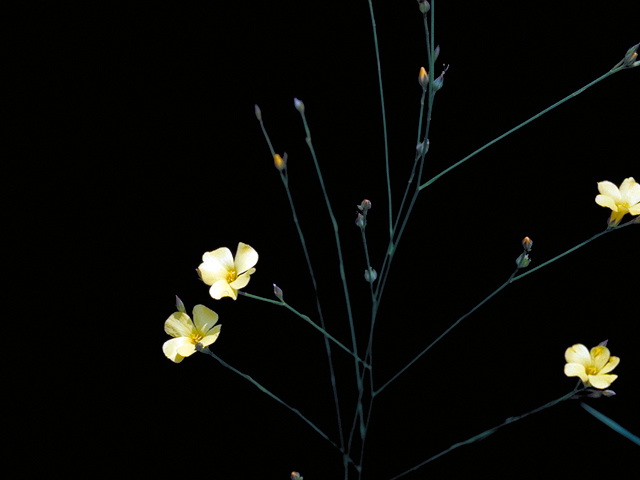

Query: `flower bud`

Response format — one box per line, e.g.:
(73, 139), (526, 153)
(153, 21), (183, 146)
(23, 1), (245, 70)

(357, 199), (372, 212)
(434, 45), (440, 62)
(294, 98), (305, 114)
(418, 1), (430, 14)
(515, 252), (531, 268)
(274, 153), (287, 171)
(175, 295), (186, 313)
(273, 284), (284, 301)
(355, 213), (366, 229)
(623, 43), (639, 67)
(291, 473), (303, 480)
(255, 104), (262, 121)
(364, 268), (377, 283)
(418, 67), (428, 89)
(522, 236), (533, 252)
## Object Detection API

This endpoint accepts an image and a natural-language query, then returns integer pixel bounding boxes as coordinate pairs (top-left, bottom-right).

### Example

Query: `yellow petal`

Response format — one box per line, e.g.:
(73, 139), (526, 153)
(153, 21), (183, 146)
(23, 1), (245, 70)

(209, 280), (237, 300)
(164, 312), (195, 338)
(193, 305), (219, 334)
(176, 340), (197, 357)
(629, 204), (640, 215)
(590, 345), (611, 372)
(597, 181), (621, 202)
(230, 269), (255, 290)
(235, 242), (259, 273)
(163, 337), (189, 363)
(564, 363), (588, 383)
(565, 344), (590, 366)
(200, 324), (222, 347)
(599, 356), (620, 375)
(588, 373), (617, 389)
(595, 194), (618, 211)
(619, 177), (640, 205)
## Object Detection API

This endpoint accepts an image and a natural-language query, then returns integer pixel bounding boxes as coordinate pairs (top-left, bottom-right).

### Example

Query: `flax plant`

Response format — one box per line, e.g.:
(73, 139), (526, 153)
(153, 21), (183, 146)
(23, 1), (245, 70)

(161, 2), (638, 477)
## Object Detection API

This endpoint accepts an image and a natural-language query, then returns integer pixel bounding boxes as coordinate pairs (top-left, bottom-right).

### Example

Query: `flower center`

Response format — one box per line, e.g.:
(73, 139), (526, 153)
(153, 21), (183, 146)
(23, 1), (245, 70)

(616, 201), (629, 213)
(190, 332), (204, 344)
(227, 269), (238, 283)
(585, 365), (598, 376)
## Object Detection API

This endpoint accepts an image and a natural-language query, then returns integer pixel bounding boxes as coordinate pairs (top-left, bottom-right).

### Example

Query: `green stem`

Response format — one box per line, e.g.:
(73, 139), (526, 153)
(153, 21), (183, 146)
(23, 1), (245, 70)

(240, 292), (370, 369)
(388, 383), (582, 479)
(418, 69), (618, 191)
(200, 346), (349, 458)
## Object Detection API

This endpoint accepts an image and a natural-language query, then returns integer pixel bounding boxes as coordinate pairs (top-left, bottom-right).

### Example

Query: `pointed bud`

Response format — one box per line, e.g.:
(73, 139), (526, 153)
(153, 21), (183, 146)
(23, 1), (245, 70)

(291, 473), (303, 480)
(255, 104), (262, 121)
(416, 139), (430, 156)
(364, 268), (377, 283)
(274, 153), (287, 171)
(175, 295), (186, 313)
(294, 98), (305, 114)
(434, 45), (440, 62)
(355, 213), (366, 229)
(522, 236), (533, 252)
(623, 43), (639, 67)
(273, 284), (284, 301)
(515, 252), (531, 268)
(357, 199), (372, 212)
(418, 67), (428, 89)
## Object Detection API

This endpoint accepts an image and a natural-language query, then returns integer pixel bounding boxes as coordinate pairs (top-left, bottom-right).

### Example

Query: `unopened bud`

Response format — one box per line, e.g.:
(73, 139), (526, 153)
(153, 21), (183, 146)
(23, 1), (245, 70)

(433, 65), (449, 92)
(274, 153), (287, 171)
(418, 1), (430, 14)
(416, 139), (430, 156)
(418, 67), (428, 89)
(364, 268), (377, 283)
(294, 98), (305, 114)
(357, 199), (372, 212)
(175, 295), (186, 314)
(434, 45), (440, 62)
(515, 252), (531, 268)
(522, 236), (533, 252)
(355, 213), (366, 229)
(291, 473), (303, 480)
(255, 104), (262, 121)
(623, 43), (639, 67)
(273, 284), (284, 301)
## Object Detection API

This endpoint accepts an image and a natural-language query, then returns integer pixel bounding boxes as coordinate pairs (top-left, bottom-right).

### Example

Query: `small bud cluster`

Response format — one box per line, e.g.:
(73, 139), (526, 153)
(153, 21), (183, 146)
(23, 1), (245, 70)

(515, 236), (533, 268)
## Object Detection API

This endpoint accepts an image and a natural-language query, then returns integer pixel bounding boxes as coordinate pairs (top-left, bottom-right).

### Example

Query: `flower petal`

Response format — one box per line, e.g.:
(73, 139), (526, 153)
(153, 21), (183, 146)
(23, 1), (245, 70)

(597, 181), (621, 202)
(619, 177), (640, 205)
(163, 337), (190, 363)
(176, 340), (197, 357)
(565, 344), (590, 366)
(193, 305), (219, 334)
(229, 269), (255, 290)
(599, 356), (620, 375)
(588, 373), (617, 389)
(590, 345), (611, 372)
(564, 362), (588, 383)
(199, 248), (235, 285)
(209, 280), (237, 300)
(164, 312), (195, 338)
(595, 194), (618, 211)
(629, 204), (640, 215)
(200, 324), (222, 347)
(234, 242), (259, 274)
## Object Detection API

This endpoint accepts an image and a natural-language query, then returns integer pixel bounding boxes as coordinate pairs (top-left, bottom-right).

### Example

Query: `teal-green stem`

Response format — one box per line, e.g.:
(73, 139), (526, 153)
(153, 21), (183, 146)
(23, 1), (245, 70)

(418, 69), (618, 191)
(387, 382), (583, 479)
(366, 0), (392, 240)
(580, 402), (640, 446)
(296, 109), (366, 440)
(198, 346), (353, 462)
(239, 291), (371, 369)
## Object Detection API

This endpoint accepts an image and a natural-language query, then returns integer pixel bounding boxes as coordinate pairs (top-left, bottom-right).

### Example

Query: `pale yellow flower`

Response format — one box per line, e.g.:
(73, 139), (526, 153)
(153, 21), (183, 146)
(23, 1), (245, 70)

(163, 305), (221, 363)
(595, 177), (640, 227)
(197, 242), (258, 300)
(564, 343), (619, 389)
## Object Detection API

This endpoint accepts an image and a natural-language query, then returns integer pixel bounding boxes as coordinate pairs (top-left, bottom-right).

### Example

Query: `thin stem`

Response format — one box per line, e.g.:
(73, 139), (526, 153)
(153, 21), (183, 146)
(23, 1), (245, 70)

(366, 0), (392, 239)
(418, 69), (618, 191)
(200, 346), (349, 458)
(240, 292), (370, 369)
(387, 383), (583, 479)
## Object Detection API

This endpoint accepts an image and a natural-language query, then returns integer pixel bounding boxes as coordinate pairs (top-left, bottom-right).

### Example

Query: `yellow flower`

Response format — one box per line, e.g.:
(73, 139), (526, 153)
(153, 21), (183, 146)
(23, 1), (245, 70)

(595, 177), (640, 227)
(163, 305), (221, 363)
(197, 242), (258, 300)
(564, 344), (619, 389)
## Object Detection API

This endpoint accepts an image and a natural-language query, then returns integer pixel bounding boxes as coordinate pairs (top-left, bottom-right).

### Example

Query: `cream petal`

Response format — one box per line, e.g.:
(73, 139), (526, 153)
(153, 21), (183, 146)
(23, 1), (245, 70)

(629, 204), (640, 215)
(202, 248), (235, 272)
(595, 194), (618, 211)
(197, 262), (229, 286)
(235, 243), (259, 273)
(599, 356), (620, 374)
(564, 363), (589, 382)
(590, 345), (611, 372)
(193, 305), (219, 333)
(209, 280), (237, 300)
(588, 374), (617, 389)
(200, 325), (222, 347)
(164, 312), (195, 338)
(230, 269), (255, 290)
(565, 344), (590, 366)
(163, 337), (188, 363)
(176, 340), (197, 357)
(619, 177), (640, 205)
(564, 363), (588, 383)
(597, 181), (621, 202)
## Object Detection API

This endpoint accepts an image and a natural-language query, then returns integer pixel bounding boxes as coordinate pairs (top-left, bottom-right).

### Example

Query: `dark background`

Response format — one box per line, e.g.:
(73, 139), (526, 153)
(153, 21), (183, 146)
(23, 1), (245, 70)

(60, 1), (639, 478)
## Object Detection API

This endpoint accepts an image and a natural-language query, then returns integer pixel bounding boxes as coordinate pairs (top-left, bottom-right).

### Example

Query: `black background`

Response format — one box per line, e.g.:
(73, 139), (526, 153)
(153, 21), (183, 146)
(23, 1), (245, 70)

(58, 1), (639, 478)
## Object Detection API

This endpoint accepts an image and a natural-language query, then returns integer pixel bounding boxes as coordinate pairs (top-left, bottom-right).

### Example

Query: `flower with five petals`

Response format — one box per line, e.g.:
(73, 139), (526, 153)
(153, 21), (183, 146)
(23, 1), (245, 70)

(595, 177), (640, 227)
(163, 305), (221, 363)
(564, 343), (619, 389)
(197, 242), (258, 300)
